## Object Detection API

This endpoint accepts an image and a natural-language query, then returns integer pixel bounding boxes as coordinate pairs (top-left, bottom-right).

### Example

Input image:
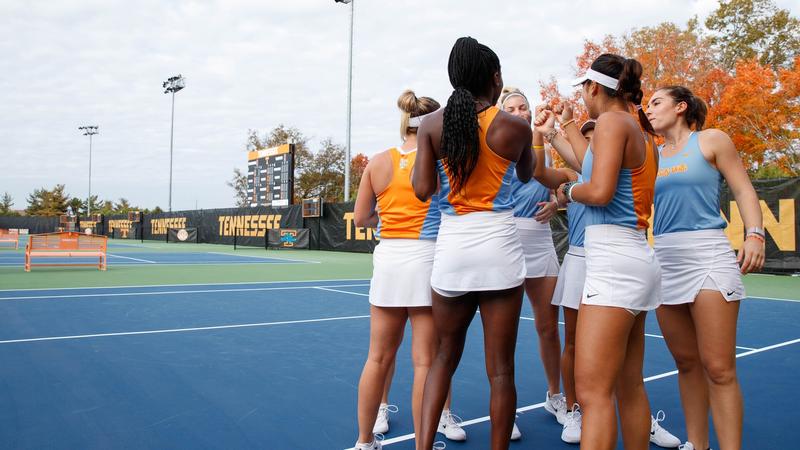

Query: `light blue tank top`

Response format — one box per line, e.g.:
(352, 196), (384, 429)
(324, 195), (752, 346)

(653, 132), (726, 236)
(511, 173), (551, 218)
(581, 146), (640, 229)
(567, 176), (586, 247)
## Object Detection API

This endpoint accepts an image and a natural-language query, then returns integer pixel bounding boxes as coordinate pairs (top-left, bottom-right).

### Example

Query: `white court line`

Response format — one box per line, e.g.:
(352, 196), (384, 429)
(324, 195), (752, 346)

(0, 261), (313, 268)
(0, 278), (371, 293)
(350, 335), (800, 449)
(206, 251), (320, 264)
(749, 296), (800, 303)
(108, 253), (157, 264)
(0, 284), (371, 301)
(519, 316), (756, 351)
(0, 314), (371, 345)
(315, 286), (369, 297)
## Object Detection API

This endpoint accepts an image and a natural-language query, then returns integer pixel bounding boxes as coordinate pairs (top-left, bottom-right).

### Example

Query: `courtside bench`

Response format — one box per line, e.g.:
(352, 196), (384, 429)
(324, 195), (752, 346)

(25, 232), (107, 272)
(0, 229), (19, 250)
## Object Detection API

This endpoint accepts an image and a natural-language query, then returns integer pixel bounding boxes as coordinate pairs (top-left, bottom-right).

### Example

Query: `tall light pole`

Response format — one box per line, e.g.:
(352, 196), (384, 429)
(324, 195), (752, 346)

(335, 0), (354, 201)
(162, 74), (186, 212)
(78, 125), (99, 216)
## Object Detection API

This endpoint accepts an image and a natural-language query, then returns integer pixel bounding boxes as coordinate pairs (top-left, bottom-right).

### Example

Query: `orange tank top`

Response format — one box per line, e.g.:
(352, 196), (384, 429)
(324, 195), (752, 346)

(376, 148), (440, 239)
(436, 106), (517, 215)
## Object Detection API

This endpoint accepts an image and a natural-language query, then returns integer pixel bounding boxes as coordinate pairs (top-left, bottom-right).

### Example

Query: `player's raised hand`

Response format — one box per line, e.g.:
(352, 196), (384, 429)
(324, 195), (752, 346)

(553, 100), (574, 125)
(534, 108), (556, 134)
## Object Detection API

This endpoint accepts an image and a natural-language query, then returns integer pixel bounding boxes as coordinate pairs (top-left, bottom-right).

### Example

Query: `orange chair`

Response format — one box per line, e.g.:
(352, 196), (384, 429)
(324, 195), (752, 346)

(25, 232), (107, 272)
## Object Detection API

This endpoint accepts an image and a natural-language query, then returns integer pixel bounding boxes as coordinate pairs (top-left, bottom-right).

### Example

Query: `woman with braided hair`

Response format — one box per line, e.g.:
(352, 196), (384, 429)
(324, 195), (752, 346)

(413, 36), (534, 450)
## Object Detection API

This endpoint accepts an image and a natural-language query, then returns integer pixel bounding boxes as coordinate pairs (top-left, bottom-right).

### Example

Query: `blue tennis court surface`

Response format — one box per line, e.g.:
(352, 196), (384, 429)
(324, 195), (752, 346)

(0, 279), (797, 449)
(0, 251), (313, 266)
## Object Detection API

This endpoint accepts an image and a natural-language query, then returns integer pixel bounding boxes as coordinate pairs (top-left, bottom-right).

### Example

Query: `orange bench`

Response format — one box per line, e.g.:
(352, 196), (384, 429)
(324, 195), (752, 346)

(0, 229), (19, 250)
(25, 232), (107, 272)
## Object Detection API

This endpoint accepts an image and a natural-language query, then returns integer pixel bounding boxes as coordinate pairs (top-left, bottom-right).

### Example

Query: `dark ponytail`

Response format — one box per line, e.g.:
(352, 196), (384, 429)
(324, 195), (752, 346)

(658, 86), (708, 130)
(590, 53), (655, 135)
(442, 37), (501, 193)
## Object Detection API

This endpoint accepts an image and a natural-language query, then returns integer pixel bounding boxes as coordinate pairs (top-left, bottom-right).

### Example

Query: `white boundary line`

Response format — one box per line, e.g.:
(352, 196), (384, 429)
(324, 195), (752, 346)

(206, 251), (320, 264)
(0, 314), (371, 345)
(519, 316), (756, 351)
(0, 261), (310, 267)
(0, 283), (371, 301)
(350, 335), (800, 449)
(315, 287), (370, 297)
(108, 253), (157, 263)
(749, 296), (800, 303)
(0, 278), (372, 293)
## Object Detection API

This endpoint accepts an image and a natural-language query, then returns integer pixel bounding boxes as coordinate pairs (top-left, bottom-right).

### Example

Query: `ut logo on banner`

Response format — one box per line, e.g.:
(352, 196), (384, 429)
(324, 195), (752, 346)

(280, 230), (298, 247)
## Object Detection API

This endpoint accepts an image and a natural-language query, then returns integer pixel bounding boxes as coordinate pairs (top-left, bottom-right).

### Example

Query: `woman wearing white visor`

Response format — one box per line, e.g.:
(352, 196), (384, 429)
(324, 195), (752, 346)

(558, 53), (661, 450)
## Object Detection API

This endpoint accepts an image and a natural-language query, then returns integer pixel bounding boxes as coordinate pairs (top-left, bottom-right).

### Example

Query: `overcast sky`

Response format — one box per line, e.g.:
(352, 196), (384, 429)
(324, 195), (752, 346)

(2, 0), (798, 211)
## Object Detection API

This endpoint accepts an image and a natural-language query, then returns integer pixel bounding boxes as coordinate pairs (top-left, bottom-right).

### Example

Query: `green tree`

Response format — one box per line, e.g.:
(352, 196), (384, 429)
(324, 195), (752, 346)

(26, 184), (70, 216)
(0, 192), (16, 215)
(706, 0), (800, 69)
(113, 198), (133, 214)
(227, 168), (249, 207)
(96, 199), (115, 216)
(294, 138), (346, 202)
(68, 197), (85, 215)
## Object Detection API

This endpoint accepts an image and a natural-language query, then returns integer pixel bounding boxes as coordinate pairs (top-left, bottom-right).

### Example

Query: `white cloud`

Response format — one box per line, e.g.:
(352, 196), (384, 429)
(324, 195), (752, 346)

(1, 0), (798, 210)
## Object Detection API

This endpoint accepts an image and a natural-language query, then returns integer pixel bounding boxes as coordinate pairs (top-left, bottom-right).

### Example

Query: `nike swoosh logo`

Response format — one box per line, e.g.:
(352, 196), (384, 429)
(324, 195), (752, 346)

(727, 290), (736, 296)
(587, 293), (599, 298)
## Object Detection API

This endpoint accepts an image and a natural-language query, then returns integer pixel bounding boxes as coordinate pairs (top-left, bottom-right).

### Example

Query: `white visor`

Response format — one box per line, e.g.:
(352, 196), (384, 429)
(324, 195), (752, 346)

(407, 109), (439, 128)
(571, 68), (619, 90)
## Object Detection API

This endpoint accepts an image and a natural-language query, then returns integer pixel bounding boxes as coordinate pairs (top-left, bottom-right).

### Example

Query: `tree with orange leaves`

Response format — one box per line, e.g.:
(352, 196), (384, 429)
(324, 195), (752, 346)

(711, 57), (800, 175)
(539, 17), (800, 176)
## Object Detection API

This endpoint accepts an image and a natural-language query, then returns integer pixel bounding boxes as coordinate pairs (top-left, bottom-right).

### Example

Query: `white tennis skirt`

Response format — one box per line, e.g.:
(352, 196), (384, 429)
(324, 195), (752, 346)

(515, 217), (560, 278)
(552, 245), (585, 310)
(582, 225), (662, 311)
(369, 238), (435, 307)
(431, 210), (525, 297)
(654, 229), (745, 305)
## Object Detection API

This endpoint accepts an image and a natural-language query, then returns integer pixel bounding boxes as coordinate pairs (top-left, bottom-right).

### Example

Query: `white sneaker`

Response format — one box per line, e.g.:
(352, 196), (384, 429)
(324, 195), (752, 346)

(650, 410), (681, 448)
(354, 435), (382, 450)
(561, 404), (582, 444)
(544, 391), (567, 424)
(438, 409), (467, 441)
(372, 403), (398, 434)
(678, 443), (695, 450)
(510, 421), (522, 440)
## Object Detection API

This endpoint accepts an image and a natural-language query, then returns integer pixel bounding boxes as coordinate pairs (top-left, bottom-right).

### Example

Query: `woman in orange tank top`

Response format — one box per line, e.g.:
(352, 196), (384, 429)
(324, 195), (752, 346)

(350, 91), (443, 450)
(412, 37), (534, 450)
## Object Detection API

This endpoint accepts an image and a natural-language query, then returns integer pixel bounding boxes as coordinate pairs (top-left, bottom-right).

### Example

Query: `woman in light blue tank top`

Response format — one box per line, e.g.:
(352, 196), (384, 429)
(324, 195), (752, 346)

(647, 85), (765, 450)
(536, 109), (681, 447)
(500, 87), (566, 434)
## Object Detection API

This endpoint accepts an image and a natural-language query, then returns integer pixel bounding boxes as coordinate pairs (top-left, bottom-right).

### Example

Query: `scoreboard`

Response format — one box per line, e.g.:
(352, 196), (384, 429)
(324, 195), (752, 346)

(247, 143), (295, 207)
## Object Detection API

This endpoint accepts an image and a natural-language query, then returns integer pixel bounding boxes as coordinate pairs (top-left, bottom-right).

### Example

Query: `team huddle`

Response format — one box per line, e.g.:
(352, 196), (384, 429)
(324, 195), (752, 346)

(352, 37), (765, 450)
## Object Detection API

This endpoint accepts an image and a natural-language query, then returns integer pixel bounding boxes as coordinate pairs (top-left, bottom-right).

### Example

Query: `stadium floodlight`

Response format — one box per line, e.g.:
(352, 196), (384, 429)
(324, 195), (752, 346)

(335, 0), (354, 201)
(162, 74), (186, 212)
(78, 125), (99, 217)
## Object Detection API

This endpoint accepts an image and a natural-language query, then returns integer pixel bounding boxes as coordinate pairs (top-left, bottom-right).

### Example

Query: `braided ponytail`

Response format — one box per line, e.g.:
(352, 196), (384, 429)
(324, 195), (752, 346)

(441, 37), (501, 193)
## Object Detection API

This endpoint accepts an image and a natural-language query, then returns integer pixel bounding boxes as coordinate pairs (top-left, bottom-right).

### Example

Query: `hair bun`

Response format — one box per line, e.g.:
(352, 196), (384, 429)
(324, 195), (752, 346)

(397, 89), (419, 114)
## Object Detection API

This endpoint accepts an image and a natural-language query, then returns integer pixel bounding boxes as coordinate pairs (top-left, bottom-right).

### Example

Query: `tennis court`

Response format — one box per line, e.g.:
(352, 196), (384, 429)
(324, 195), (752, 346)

(0, 238), (798, 449)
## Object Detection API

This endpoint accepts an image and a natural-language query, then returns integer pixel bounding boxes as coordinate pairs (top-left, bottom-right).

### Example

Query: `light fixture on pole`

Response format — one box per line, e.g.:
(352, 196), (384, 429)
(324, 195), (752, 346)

(335, 0), (354, 201)
(162, 74), (186, 212)
(78, 125), (99, 216)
